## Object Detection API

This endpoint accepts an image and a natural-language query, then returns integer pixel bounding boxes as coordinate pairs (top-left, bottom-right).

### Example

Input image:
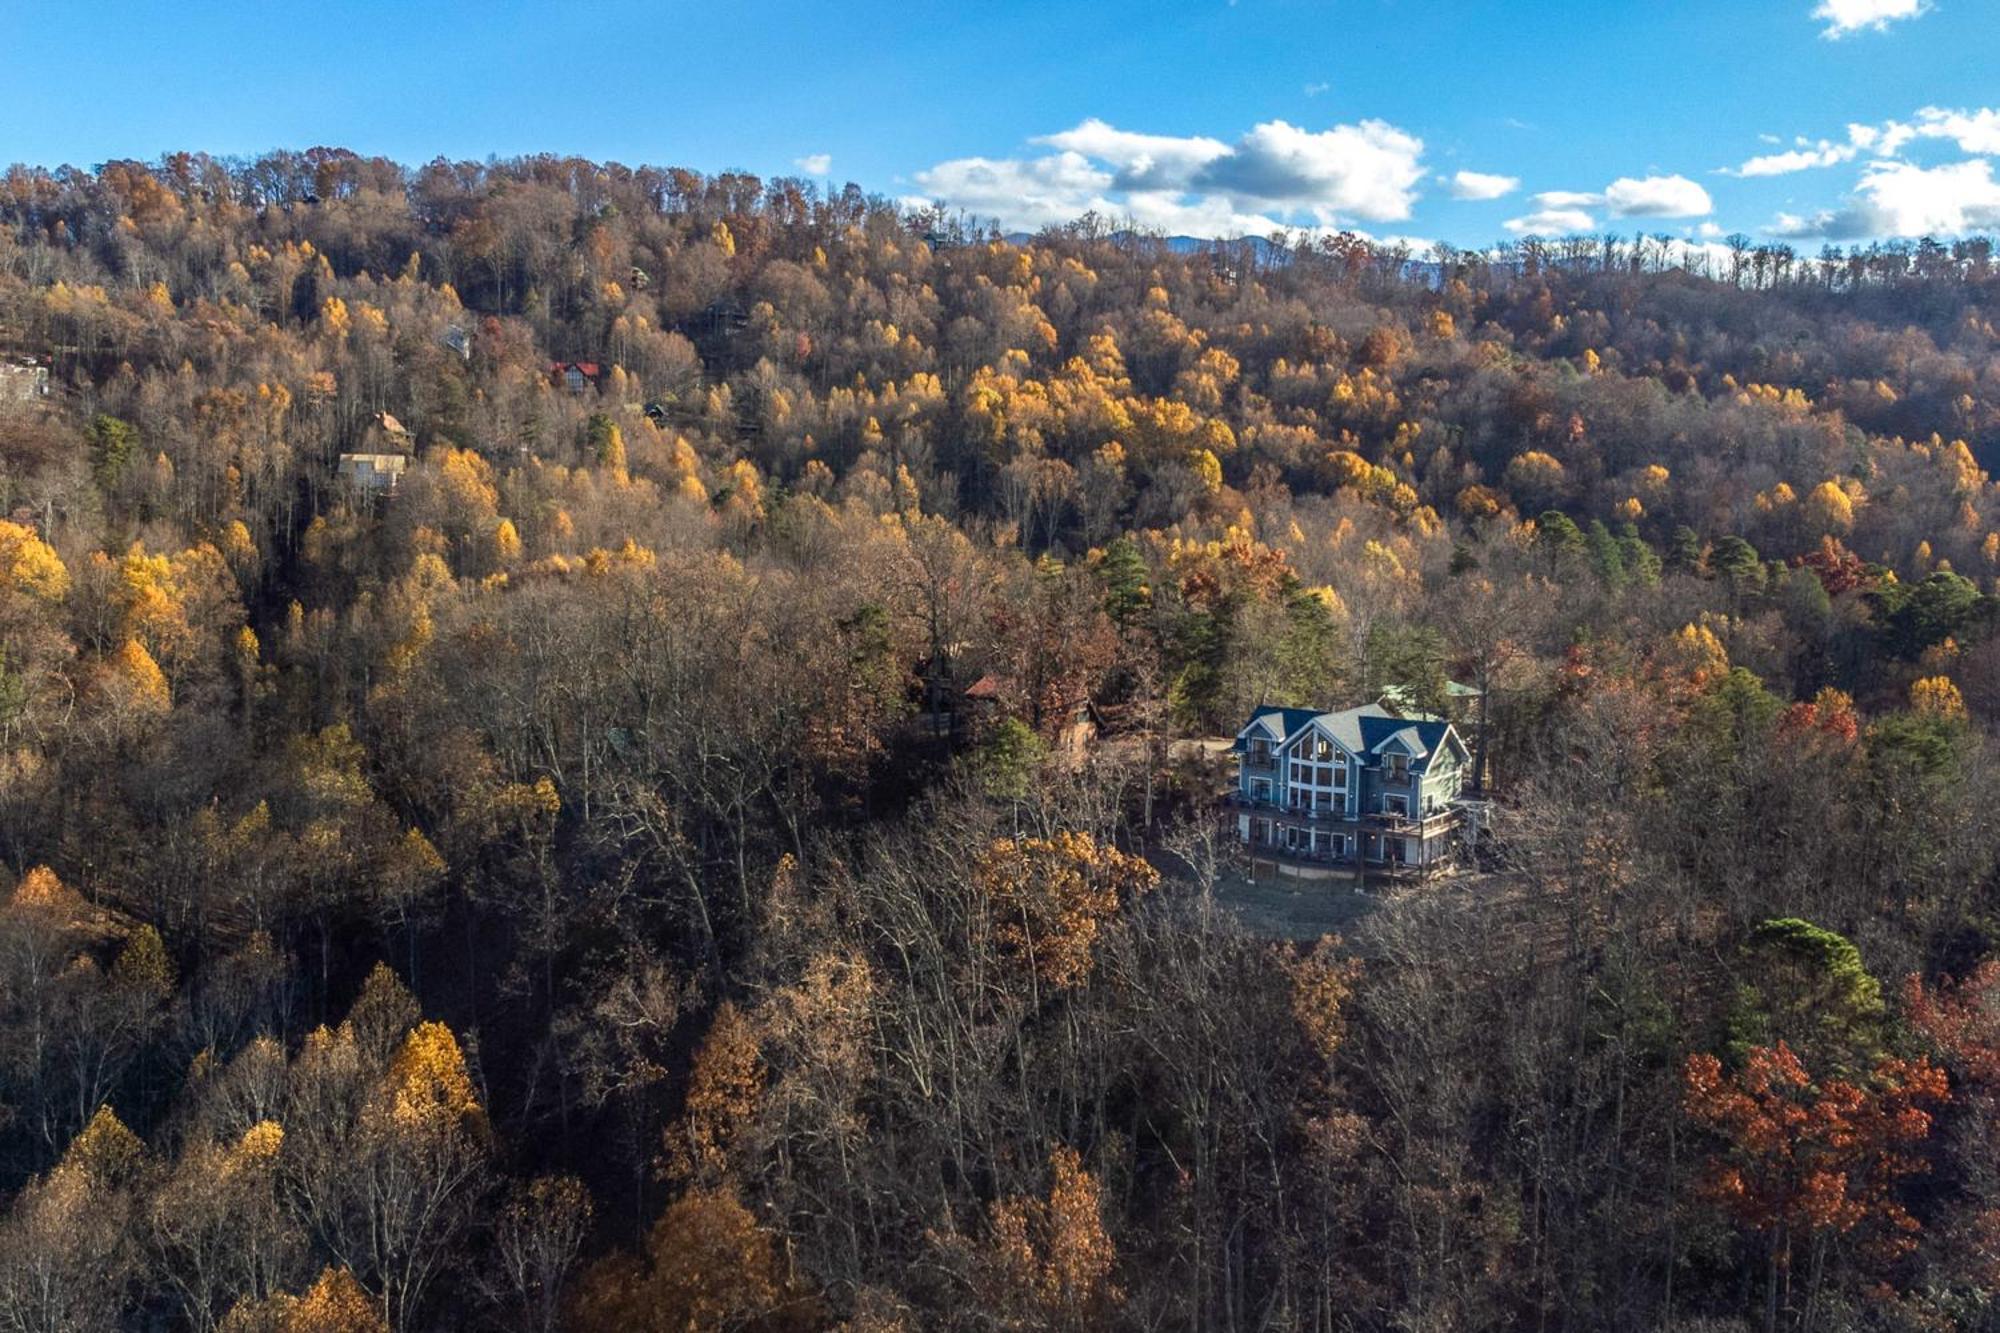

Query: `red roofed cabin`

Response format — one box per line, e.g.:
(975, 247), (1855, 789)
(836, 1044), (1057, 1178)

(552, 362), (602, 394)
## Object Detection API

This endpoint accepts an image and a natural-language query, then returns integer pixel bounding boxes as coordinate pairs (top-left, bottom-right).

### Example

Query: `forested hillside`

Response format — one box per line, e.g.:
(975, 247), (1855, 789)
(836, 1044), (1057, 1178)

(0, 149), (1997, 1331)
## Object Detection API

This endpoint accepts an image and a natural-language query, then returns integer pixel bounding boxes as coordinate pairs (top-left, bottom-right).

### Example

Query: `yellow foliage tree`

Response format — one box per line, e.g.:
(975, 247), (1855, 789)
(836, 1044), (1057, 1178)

(1910, 675), (1966, 721)
(1803, 480), (1856, 534)
(10, 864), (77, 912)
(383, 1021), (481, 1135)
(1504, 450), (1567, 507)
(0, 520), (69, 600)
(493, 518), (522, 565)
(111, 638), (172, 712)
(1663, 623), (1730, 691)
(64, 1104), (145, 1180)
(223, 1266), (386, 1333)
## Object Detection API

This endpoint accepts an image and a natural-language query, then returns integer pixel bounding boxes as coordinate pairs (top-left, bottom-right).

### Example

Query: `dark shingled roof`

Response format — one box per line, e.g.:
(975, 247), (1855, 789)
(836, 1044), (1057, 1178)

(1232, 701), (1460, 772)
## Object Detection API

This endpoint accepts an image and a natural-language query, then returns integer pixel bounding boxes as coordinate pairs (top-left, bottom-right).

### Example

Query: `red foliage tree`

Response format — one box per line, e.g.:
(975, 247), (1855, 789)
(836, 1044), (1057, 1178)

(1683, 1042), (1947, 1328)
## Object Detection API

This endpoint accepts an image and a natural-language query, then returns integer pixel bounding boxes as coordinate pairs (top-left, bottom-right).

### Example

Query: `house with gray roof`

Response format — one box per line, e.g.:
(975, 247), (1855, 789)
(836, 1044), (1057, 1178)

(1229, 699), (1471, 880)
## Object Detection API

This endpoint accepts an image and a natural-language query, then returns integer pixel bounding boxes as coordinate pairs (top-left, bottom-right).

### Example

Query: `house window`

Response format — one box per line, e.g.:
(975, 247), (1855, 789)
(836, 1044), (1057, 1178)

(1252, 819), (1271, 846)
(1331, 765), (1347, 789)
(1386, 753), (1409, 782)
(1313, 738), (1331, 760)
(1251, 779), (1271, 803)
(1313, 831), (1331, 858)
(1384, 793), (1410, 817)
(1248, 739), (1271, 765)
(1330, 833), (1347, 858)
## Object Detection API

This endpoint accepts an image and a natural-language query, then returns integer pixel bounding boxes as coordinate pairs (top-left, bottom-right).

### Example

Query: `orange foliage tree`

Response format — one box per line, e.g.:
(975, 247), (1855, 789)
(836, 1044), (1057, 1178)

(978, 1145), (1120, 1331)
(975, 831), (1157, 992)
(1682, 1042), (1947, 1327)
(569, 1187), (817, 1333)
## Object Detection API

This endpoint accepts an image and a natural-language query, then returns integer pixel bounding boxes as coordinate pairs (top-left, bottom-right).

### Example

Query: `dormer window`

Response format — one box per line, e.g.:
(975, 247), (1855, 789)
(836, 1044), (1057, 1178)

(1386, 753), (1410, 782)
(1247, 738), (1272, 765)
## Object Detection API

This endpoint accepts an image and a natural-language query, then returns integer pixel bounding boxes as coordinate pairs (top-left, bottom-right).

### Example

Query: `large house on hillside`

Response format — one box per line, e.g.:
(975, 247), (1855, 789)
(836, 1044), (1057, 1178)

(1230, 699), (1473, 880)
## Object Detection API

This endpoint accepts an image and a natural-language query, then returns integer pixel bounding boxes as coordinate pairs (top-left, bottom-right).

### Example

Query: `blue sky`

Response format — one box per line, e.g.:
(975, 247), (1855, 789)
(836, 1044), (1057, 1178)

(2, 0), (1996, 248)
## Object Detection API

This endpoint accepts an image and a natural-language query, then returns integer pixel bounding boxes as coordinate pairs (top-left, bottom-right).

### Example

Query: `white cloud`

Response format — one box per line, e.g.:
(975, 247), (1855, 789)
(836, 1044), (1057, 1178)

(1493, 174), (1709, 232)
(1192, 119), (1426, 220)
(1726, 108), (2000, 179)
(1110, 191), (1309, 240)
(1504, 207), (1597, 235)
(1812, 0), (1929, 38)
(1446, 169), (1519, 201)
(1304, 81), (1331, 97)
(1531, 189), (1604, 208)
(1913, 106), (2000, 154)
(1035, 119), (1229, 191)
(1604, 174), (1713, 217)
(794, 153), (831, 176)
(911, 151), (1116, 231)
(1731, 136), (1866, 177)
(1771, 158), (2000, 239)
(1654, 239), (1741, 275)
(917, 114), (1428, 237)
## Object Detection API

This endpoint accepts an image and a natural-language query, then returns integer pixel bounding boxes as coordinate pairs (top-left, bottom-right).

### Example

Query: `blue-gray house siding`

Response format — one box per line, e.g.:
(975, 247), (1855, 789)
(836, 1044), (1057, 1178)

(1230, 700), (1470, 875)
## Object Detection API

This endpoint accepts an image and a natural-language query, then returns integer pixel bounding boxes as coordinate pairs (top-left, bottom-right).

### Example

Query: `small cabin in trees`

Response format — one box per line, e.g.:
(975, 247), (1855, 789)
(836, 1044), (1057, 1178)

(337, 453), (408, 494)
(0, 358), (49, 402)
(551, 361), (602, 394)
(963, 673), (1100, 762)
(1229, 699), (1471, 881)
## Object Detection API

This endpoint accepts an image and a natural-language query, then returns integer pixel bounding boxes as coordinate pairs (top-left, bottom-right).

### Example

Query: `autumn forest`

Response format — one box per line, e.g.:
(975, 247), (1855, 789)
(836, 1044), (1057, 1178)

(0, 150), (1998, 1332)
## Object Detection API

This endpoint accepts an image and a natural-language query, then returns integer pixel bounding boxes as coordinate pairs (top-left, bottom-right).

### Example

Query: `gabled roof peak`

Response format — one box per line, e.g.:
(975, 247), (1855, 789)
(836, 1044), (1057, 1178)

(1235, 698), (1461, 770)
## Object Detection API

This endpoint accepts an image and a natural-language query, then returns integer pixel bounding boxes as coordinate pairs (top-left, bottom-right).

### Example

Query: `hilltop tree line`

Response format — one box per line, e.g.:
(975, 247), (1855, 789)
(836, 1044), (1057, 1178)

(0, 148), (1995, 1330)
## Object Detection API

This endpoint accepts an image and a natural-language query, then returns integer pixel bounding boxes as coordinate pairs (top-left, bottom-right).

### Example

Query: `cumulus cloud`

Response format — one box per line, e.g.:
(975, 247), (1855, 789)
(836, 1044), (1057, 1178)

(1191, 119), (1426, 219)
(1511, 176), (1710, 225)
(1504, 207), (1597, 236)
(1914, 107), (2000, 154)
(915, 114), (1428, 237)
(1771, 158), (2000, 239)
(1109, 191), (1317, 241)
(1812, 0), (1929, 37)
(911, 152), (1116, 231)
(1446, 170), (1520, 201)
(794, 153), (831, 176)
(1604, 174), (1714, 217)
(1726, 109), (2000, 177)
(1035, 119), (1229, 191)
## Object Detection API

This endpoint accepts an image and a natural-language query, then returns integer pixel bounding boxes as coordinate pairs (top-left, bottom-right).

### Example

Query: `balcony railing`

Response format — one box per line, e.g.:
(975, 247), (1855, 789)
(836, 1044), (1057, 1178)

(1366, 806), (1464, 835)
(1241, 837), (1442, 877)
(1227, 793), (1354, 821)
